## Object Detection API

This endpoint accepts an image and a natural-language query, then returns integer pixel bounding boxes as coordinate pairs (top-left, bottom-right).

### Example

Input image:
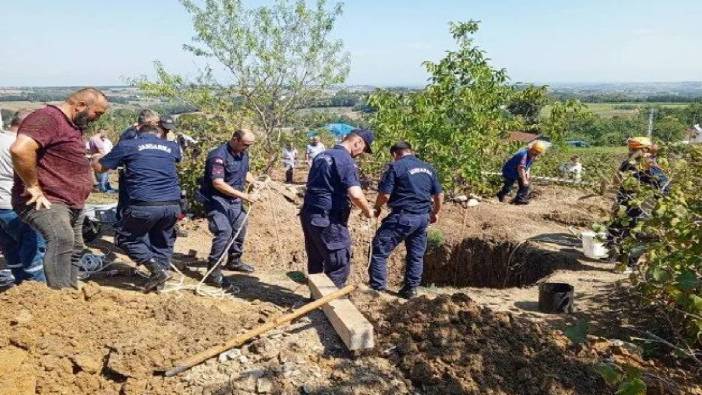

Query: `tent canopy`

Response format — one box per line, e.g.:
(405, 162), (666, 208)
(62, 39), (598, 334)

(326, 123), (357, 137)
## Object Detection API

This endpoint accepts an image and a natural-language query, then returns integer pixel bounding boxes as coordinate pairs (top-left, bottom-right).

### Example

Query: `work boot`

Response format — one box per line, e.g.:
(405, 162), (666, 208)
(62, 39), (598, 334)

(496, 192), (506, 203)
(206, 261), (226, 287)
(224, 257), (255, 273)
(511, 198), (529, 205)
(143, 260), (172, 293)
(398, 286), (418, 299)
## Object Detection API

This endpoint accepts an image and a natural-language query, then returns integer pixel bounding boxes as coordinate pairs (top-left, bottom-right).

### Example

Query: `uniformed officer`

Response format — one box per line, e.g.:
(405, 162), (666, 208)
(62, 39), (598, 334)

(300, 129), (374, 288)
(92, 124), (182, 292)
(198, 129), (258, 287)
(368, 141), (443, 299)
(115, 109), (166, 222)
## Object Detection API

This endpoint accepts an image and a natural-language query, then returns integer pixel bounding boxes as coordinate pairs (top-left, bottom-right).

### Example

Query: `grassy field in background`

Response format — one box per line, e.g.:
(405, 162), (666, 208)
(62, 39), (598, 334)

(541, 102), (689, 118)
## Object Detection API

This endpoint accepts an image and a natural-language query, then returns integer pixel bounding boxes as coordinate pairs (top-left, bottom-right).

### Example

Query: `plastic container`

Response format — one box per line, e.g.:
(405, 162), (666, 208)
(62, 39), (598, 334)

(538, 282), (574, 314)
(581, 231), (608, 259)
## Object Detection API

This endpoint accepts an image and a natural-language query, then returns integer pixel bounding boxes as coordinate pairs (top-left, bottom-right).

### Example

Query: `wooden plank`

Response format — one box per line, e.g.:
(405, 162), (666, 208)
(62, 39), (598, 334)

(307, 274), (375, 351)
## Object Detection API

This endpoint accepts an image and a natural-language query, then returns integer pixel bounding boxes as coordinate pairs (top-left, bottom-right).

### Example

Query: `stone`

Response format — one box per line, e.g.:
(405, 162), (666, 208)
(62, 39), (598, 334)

(256, 377), (273, 393)
(71, 354), (102, 374)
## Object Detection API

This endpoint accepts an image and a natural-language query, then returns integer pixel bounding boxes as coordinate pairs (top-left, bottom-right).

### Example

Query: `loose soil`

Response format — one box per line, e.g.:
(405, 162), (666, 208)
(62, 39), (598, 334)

(1, 178), (700, 394)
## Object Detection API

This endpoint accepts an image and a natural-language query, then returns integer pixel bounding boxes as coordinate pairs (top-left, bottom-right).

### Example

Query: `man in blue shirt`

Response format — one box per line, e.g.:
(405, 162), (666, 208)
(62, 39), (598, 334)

(369, 141), (444, 298)
(115, 109), (167, 222)
(92, 124), (182, 292)
(497, 141), (546, 205)
(198, 129), (258, 287)
(301, 129), (374, 287)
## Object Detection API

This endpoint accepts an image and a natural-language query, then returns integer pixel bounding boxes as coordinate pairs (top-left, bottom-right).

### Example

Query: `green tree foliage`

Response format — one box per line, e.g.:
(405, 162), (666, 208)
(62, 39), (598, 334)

(616, 144), (702, 349)
(540, 99), (586, 146)
(653, 115), (687, 142)
(368, 21), (520, 194)
(507, 85), (549, 127)
(137, 0), (349, 154)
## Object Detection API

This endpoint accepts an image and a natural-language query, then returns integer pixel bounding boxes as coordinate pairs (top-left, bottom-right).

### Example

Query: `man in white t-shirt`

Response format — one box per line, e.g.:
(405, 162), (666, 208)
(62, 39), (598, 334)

(89, 130), (115, 192)
(305, 135), (326, 166)
(282, 142), (298, 183)
(0, 111), (46, 284)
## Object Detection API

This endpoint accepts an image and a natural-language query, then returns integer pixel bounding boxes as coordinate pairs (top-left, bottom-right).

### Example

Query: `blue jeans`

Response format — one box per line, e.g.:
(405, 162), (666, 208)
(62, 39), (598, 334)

(369, 212), (429, 290)
(0, 209), (46, 283)
(97, 171), (112, 192)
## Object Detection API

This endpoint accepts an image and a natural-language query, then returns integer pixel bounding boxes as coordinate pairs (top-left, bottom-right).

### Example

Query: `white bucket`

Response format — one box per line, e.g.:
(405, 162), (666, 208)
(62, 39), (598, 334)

(581, 231), (608, 259)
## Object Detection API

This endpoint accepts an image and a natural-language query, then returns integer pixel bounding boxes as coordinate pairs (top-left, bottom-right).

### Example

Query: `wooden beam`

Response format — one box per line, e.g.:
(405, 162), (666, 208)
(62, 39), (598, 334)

(307, 274), (375, 351)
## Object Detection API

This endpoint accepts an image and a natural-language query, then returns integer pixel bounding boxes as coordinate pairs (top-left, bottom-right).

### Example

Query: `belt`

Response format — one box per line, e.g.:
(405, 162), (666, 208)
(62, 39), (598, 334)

(390, 208), (429, 216)
(130, 200), (180, 206)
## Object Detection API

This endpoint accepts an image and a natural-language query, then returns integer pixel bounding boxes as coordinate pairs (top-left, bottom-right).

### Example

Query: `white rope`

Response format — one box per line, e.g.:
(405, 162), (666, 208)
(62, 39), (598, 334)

(159, 181), (271, 299)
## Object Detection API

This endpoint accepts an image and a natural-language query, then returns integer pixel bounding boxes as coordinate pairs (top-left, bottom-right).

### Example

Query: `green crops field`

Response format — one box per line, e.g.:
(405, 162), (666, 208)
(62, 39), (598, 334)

(541, 102), (689, 118)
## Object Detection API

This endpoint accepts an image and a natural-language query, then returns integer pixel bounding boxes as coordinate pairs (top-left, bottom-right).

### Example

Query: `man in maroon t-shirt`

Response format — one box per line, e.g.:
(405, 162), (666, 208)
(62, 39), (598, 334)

(11, 88), (108, 289)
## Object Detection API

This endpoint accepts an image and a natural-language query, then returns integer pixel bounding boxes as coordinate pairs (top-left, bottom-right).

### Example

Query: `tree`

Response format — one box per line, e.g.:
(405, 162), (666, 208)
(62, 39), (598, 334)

(137, 0), (349, 155)
(507, 85), (548, 126)
(539, 99), (586, 147)
(369, 21), (519, 194)
(654, 115), (687, 142)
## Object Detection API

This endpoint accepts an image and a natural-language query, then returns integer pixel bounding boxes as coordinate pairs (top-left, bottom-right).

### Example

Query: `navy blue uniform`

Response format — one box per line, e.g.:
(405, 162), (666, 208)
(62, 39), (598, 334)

(100, 134), (182, 268)
(301, 145), (360, 287)
(115, 126), (139, 221)
(369, 155), (442, 290)
(199, 143), (250, 264)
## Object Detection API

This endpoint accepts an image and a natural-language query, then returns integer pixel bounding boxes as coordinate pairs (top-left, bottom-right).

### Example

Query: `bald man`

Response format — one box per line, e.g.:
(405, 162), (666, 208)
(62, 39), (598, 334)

(197, 129), (258, 287)
(11, 88), (109, 289)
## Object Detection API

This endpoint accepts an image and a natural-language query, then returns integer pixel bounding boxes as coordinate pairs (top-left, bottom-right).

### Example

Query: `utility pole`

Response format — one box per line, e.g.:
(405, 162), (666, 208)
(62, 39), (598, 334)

(647, 108), (655, 138)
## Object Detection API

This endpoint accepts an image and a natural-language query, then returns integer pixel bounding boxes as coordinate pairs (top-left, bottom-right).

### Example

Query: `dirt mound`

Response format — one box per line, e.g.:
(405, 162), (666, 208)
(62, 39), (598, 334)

(368, 293), (609, 395)
(0, 281), (260, 394)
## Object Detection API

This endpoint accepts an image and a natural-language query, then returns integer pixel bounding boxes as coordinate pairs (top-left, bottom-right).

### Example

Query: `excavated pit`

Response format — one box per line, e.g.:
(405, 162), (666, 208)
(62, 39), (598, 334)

(423, 236), (577, 288)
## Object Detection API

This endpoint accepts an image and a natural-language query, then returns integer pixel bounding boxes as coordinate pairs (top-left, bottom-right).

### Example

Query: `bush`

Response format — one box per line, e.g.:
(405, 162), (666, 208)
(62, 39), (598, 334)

(427, 228), (445, 249)
(615, 144), (702, 348)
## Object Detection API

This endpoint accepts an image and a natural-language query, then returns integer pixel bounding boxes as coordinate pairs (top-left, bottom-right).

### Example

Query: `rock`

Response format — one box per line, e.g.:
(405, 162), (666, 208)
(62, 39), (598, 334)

(467, 198), (479, 207)
(71, 354), (102, 374)
(256, 377), (273, 393)
(249, 339), (279, 361)
(218, 348), (241, 363)
(453, 195), (469, 202)
(10, 309), (33, 326)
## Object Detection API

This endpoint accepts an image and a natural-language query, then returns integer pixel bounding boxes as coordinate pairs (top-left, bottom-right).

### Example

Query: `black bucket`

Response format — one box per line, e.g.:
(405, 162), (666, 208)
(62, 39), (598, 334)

(538, 282), (574, 314)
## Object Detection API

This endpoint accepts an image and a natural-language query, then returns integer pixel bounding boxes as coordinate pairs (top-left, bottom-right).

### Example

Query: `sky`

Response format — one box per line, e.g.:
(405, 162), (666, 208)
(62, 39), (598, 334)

(1, 0), (700, 87)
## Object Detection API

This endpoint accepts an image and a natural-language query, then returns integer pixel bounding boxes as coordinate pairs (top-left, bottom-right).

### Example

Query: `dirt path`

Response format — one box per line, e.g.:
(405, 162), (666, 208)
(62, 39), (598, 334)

(1, 181), (699, 394)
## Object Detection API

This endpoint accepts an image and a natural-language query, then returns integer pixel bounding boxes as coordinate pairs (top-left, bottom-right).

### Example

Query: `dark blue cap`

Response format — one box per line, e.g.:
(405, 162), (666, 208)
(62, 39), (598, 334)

(352, 128), (374, 153)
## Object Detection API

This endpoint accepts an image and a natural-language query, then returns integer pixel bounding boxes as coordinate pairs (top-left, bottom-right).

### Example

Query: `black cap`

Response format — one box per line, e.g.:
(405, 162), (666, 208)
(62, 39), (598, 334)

(390, 141), (412, 155)
(159, 115), (176, 130)
(352, 128), (374, 153)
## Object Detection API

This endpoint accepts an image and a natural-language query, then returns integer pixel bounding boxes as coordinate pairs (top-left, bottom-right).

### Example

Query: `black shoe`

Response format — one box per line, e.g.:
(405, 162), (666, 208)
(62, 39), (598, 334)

(511, 199), (529, 205)
(143, 261), (172, 293)
(206, 262), (225, 287)
(398, 286), (418, 299)
(496, 192), (506, 203)
(225, 261), (255, 273)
